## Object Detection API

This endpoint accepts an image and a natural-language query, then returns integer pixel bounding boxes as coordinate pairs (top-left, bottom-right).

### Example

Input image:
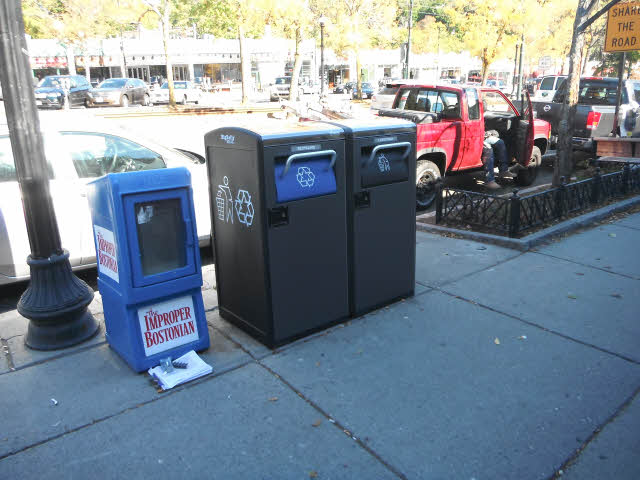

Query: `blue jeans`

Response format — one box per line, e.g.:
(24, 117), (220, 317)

(483, 138), (509, 181)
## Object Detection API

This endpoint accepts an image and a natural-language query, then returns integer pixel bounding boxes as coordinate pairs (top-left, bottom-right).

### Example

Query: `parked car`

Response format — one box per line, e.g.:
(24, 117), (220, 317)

(531, 75), (567, 102)
(378, 84), (551, 208)
(344, 81), (356, 93)
(486, 79), (510, 94)
(270, 76), (292, 101)
(151, 81), (201, 105)
(533, 77), (640, 151)
(34, 75), (92, 109)
(0, 121), (210, 285)
(88, 78), (150, 107)
(371, 82), (406, 112)
(352, 82), (375, 99)
(333, 84), (346, 94)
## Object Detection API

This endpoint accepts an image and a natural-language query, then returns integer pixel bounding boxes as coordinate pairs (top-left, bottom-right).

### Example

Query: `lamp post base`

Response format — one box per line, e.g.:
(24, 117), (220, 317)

(18, 250), (100, 350)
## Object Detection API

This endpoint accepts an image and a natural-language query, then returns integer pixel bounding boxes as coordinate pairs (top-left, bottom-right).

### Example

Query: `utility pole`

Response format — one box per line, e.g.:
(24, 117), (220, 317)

(0, 0), (99, 350)
(516, 34), (524, 101)
(512, 43), (519, 96)
(405, 0), (414, 79)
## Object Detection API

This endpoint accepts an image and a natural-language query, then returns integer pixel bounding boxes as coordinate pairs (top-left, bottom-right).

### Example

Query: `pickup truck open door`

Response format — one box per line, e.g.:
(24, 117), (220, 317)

(519, 91), (535, 167)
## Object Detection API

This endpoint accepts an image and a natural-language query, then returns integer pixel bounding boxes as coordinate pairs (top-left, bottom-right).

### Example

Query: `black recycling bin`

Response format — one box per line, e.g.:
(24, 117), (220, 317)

(205, 122), (349, 347)
(324, 118), (417, 316)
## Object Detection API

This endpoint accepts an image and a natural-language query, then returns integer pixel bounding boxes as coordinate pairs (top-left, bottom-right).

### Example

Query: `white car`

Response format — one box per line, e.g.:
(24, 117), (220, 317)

(0, 121), (211, 285)
(532, 75), (567, 102)
(151, 81), (202, 105)
(371, 81), (410, 112)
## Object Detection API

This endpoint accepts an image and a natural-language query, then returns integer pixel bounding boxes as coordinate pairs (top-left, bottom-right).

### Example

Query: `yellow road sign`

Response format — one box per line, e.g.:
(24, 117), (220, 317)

(605, 2), (640, 52)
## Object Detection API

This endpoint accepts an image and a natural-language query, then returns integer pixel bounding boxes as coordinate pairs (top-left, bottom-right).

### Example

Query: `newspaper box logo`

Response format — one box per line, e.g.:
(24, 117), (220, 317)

(138, 296), (199, 356)
(94, 225), (119, 283)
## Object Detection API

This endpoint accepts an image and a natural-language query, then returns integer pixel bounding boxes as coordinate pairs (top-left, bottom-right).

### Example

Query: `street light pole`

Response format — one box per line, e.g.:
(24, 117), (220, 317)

(319, 16), (327, 98)
(0, 0), (99, 350)
(405, 0), (413, 79)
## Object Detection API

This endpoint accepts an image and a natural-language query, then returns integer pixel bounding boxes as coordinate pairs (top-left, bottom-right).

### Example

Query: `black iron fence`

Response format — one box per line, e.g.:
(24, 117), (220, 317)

(435, 165), (640, 237)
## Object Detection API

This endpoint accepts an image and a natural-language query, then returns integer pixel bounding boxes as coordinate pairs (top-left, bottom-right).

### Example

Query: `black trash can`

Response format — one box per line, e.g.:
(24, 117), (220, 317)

(324, 118), (417, 316)
(205, 123), (349, 347)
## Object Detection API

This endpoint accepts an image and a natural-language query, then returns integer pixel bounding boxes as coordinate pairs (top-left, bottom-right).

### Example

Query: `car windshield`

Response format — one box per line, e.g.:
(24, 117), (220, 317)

(275, 77), (291, 85)
(575, 80), (628, 105)
(38, 77), (66, 88)
(379, 85), (401, 95)
(98, 79), (127, 89)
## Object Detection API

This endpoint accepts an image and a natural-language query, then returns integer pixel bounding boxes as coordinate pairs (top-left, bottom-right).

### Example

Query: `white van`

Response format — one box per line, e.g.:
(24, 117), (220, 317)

(532, 75), (567, 101)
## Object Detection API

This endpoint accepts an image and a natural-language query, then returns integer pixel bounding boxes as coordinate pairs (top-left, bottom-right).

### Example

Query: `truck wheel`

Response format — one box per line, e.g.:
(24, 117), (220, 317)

(416, 160), (441, 209)
(515, 146), (541, 186)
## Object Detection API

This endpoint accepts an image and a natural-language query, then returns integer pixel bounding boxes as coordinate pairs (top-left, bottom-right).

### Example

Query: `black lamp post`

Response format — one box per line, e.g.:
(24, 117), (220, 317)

(319, 16), (328, 98)
(0, 0), (99, 350)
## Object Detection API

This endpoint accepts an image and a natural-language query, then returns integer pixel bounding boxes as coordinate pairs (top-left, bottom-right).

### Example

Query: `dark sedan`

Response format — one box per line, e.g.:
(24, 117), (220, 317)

(34, 75), (92, 109)
(88, 78), (150, 107)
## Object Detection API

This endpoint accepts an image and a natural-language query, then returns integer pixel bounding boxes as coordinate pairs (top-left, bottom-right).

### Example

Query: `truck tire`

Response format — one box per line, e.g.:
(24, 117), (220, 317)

(416, 160), (441, 209)
(515, 146), (541, 186)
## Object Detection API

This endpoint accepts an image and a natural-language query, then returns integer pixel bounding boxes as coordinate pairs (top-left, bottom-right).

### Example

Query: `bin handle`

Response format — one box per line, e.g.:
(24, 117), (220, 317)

(367, 142), (412, 167)
(281, 150), (337, 177)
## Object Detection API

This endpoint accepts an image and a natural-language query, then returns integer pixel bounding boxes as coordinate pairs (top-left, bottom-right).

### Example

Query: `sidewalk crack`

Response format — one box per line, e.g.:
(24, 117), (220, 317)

(548, 384), (640, 480)
(258, 362), (408, 480)
(531, 251), (639, 281)
(435, 288), (640, 366)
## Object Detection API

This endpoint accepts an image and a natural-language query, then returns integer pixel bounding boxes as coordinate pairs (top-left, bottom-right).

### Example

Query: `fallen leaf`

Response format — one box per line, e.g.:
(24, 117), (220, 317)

(309, 471), (318, 478)
(268, 396), (278, 402)
(494, 338), (501, 345)
(610, 293), (623, 299)
(567, 294), (577, 300)
(312, 419), (322, 427)
(517, 335), (527, 340)
(315, 361), (321, 367)
(609, 233), (617, 237)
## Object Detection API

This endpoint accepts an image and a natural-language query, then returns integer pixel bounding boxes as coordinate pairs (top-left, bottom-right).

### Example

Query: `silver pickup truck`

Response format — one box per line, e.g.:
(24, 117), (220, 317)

(534, 77), (640, 151)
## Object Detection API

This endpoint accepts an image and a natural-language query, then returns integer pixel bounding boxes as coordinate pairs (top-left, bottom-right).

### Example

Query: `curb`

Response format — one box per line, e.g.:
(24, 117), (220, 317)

(94, 104), (282, 119)
(416, 195), (640, 251)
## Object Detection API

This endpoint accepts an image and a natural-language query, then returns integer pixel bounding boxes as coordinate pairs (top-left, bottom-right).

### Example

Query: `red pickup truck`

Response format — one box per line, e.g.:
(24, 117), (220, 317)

(379, 85), (552, 208)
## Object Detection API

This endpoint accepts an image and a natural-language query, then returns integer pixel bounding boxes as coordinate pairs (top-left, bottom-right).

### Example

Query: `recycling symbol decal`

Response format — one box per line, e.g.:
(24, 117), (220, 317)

(377, 153), (391, 173)
(296, 166), (315, 188)
(235, 189), (255, 227)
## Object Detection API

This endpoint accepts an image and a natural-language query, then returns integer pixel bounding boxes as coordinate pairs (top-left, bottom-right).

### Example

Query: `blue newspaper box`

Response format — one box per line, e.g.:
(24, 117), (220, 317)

(87, 167), (209, 372)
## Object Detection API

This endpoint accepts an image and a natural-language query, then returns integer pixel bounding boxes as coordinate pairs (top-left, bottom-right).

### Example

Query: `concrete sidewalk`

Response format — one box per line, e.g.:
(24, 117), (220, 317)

(0, 213), (638, 479)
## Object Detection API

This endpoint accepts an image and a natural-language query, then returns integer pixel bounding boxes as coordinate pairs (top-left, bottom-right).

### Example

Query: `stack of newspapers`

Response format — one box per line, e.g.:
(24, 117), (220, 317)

(148, 350), (213, 390)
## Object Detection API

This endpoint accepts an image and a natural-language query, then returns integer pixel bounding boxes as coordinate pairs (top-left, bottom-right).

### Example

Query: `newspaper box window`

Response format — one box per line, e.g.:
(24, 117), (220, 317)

(87, 167), (209, 372)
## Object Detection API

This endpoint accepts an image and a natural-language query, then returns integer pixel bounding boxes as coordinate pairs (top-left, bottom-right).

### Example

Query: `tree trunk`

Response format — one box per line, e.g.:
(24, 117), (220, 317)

(160, 3), (175, 107)
(554, 0), (600, 186)
(481, 49), (489, 86)
(355, 53), (362, 100)
(239, 25), (250, 104)
(289, 25), (303, 102)
(65, 45), (76, 75)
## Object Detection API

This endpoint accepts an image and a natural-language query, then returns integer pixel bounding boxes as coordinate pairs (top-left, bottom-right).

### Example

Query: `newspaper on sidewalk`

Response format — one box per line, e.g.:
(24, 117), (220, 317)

(148, 350), (212, 390)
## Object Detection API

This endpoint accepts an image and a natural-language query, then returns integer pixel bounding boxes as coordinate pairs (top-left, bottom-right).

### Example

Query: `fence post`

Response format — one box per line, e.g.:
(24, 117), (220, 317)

(622, 164), (631, 195)
(591, 167), (602, 205)
(555, 176), (567, 219)
(435, 179), (443, 224)
(508, 189), (521, 238)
